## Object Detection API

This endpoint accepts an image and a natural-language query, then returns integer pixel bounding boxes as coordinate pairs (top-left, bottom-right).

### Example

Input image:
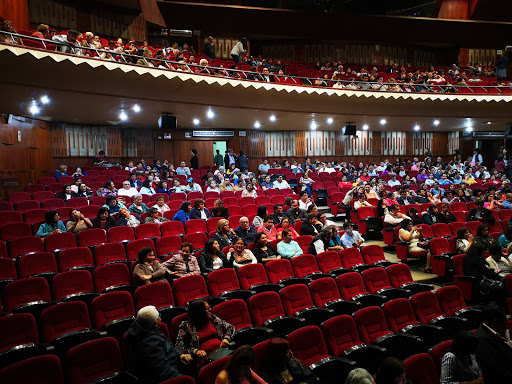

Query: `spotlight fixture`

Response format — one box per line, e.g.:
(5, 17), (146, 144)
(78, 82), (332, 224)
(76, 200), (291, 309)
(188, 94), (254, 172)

(327, 117), (333, 124)
(310, 121), (317, 130)
(380, 119), (387, 125)
(28, 103), (40, 115)
(414, 125), (420, 131)
(40, 95), (50, 105)
(269, 115), (276, 122)
(193, 118), (200, 126)
(362, 124), (369, 130)
(433, 120), (440, 126)
(207, 109), (215, 119)
(487, 121), (491, 125)
(119, 111), (128, 121)
(466, 126), (473, 132)
(254, 121), (261, 129)
(132, 104), (141, 113)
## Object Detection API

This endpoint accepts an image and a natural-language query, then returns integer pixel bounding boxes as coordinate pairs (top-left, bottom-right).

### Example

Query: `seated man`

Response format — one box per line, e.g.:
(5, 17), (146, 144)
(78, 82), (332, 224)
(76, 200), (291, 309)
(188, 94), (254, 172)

(307, 226), (333, 256)
(284, 200), (307, 223)
(269, 204), (284, 225)
(256, 216), (278, 241)
(118, 180), (139, 198)
(384, 204), (410, 228)
(300, 213), (321, 236)
(125, 306), (192, 383)
(277, 229), (303, 259)
(273, 175), (290, 190)
(340, 222), (365, 248)
(234, 216), (258, 245)
(176, 161), (191, 176)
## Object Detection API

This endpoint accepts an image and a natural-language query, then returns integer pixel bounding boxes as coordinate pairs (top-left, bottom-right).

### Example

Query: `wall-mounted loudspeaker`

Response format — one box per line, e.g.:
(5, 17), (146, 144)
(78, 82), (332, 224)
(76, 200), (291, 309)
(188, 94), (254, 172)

(505, 126), (512, 136)
(342, 124), (357, 135)
(158, 115), (177, 130)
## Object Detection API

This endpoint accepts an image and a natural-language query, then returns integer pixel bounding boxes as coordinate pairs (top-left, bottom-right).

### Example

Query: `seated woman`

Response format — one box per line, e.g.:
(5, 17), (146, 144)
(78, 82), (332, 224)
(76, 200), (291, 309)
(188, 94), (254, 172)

(71, 166), (87, 179)
(485, 243), (511, 277)
(227, 238), (258, 269)
(440, 331), (483, 384)
(157, 180), (172, 194)
(241, 182), (258, 198)
(133, 246), (167, 285)
(173, 201), (192, 225)
(55, 164), (69, 180)
(213, 219), (238, 249)
(253, 232), (280, 264)
(66, 209), (93, 234)
(199, 239), (230, 273)
(376, 357), (411, 384)
(36, 210), (67, 238)
(57, 184), (74, 201)
(407, 207), (424, 226)
(207, 181), (221, 193)
(72, 182), (94, 199)
(140, 179), (156, 196)
(190, 198), (213, 221)
(422, 205), (440, 226)
(215, 345), (266, 384)
(464, 244), (506, 301)
(162, 242), (200, 278)
(92, 207), (118, 231)
(129, 194), (150, 215)
(398, 219), (432, 273)
(154, 195), (170, 215)
(101, 181), (118, 197)
(176, 299), (235, 361)
(455, 227), (474, 254)
(145, 207), (170, 226)
(261, 338), (318, 384)
(212, 200), (230, 219)
(277, 217), (299, 239)
(474, 224), (495, 251)
(354, 193), (373, 210)
(103, 195), (126, 218)
(252, 205), (268, 228)
(118, 207), (141, 228)
(498, 226), (512, 249)
(438, 203), (456, 224)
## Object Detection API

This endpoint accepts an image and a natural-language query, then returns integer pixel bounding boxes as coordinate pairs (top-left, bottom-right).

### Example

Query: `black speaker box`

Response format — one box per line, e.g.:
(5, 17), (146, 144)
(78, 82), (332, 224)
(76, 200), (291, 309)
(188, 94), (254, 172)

(505, 126), (512, 136)
(343, 124), (357, 135)
(158, 115), (177, 130)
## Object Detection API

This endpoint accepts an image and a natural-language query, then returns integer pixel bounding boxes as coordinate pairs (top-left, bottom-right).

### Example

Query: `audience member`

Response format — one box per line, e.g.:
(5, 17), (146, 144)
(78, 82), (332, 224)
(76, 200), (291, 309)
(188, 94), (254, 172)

(199, 239), (230, 273)
(485, 242), (510, 277)
(36, 210), (67, 238)
(52, 29), (82, 55)
(398, 219), (432, 272)
(215, 345), (266, 384)
(384, 204), (410, 227)
(133, 247), (167, 285)
(66, 208), (93, 233)
(173, 201), (192, 225)
(376, 357), (411, 384)
(473, 224), (496, 250)
(341, 222), (364, 248)
(213, 219), (238, 248)
(118, 180), (139, 197)
(456, 227), (474, 253)
(307, 226), (333, 256)
(226, 238), (257, 268)
(118, 207), (141, 228)
(190, 198), (212, 220)
(277, 229), (303, 258)
(234, 217), (257, 245)
(284, 200), (307, 223)
(252, 232), (280, 263)
(92, 207), (118, 230)
(145, 207), (170, 225)
(162, 242), (200, 278)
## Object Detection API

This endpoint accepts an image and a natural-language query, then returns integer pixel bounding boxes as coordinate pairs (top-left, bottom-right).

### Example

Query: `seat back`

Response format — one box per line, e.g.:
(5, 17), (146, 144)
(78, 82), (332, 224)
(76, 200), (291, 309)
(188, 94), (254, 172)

(336, 272), (368, 300)
(403, 353), (439, 384)
(58, 247), (94, 271)
(77, 228), (107, 247)
(386, 263), (413, 288)
(44, 232), (77, 253)
(9, 236), (44, 258)
(0, 222), (32, 241)
(238, 263), (269, 290)
(410, 291), (443, 323)
(52, 270), (94, 302)
(91, 291), (135, 329)
(317, 250), (343, 273)
(212, 299), (253, 330)
(134, 223), (161, 239)
(41, 301), (91, 343)
(94, 242), (127, 265)
(339, 247), (365, 268)
(156, 235), (182, 257)
(279, 284), (314, 316)
(361, 267), (391, 293)
(134, 281), (175, 310)
(125, 239), (156, 261)
(107, 226), (135, 243)
(207, 268), (241, 296)
(353, 306), (391, 344)
(288, 325), (330, 367)
(248, 291), (285, 326)
(0, 313), (39, 351)
(430, 237), (452, 256)
(4, 277), (51, 312)
(382, 298), (419, 332)
(197, 356), (231, 384)
(172, 275), (209, 306)
(0, 355), (64, 384)
(265, 258), (295, 284)
(435, 285), (467, 316)
(322, 314), (363, 356)
(93, 263), (131, 293)
(360, 244), (386, 264)
(291, 254), (320, 277)
(308, 277), (342, 307)
(432, 223), (451, 238)
(17, 252), (58, 278)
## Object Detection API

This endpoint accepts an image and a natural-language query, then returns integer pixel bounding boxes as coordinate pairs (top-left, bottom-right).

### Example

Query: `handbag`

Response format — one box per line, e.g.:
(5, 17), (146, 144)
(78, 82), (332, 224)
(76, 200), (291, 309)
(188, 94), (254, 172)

(417, 240), (430, 250)
(479, 276), (504, 296)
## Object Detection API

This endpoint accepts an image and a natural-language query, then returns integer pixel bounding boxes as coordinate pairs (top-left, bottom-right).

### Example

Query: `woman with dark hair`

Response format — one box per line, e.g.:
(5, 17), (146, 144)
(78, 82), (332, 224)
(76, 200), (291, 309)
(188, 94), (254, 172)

(422, 204), (440, 226)
(252, 205), (268, 228)
(253, 232), (280, 264)
(261, 338), (318, 384)
(190, 198), (212, 221)
(133, 246), (166, 285)
(464, 244), (506, 301)
(498, 225), (512, 249)
(376, 357), (411, 384)
(199, 239), (229, 273)
(191, 149), (199, 170)
(101, 180), (118, 197)
(456, 227), (474, 254)
(176, 299), (235, 360)
(407, 207), (424, 226)
(157, 180), (171, 194)
(154, 195), (170, 214)
(66, 208), (93, 234)
(277, 217), (299, 239)
(103, 195), (126, 217)
(213, 219), (238, 249)
(57, 184), (73, 201)
(227, 238), (257, 269)
(212, 200), (230, 219)
(440, 331), (482, 384)
(399, 219), (432, 272)
(471, 188), (483, 201)
(73, 182), (93, 199)
(438, 203), (456, 224)
(474, 224), (495, 250)
(145, 207), (170, 226)
(36, 210), (67, 238)
(162, 242), (200, 278)
(173, 201), (192, 225)
(140, 179), (156, 196)
(92, 207), (118, 231)
(457, 188), (471, 203)
(216, 345), (266, 384)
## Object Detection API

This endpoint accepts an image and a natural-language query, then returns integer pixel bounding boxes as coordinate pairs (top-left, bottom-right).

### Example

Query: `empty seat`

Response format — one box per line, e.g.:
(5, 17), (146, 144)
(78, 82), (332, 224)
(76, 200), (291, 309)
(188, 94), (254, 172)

(134, 282), (186, 324)
(23, 209), (48, 224)
(184, 219), (207, 234)
(0, 211), (22, 226)
(57, 247), (94, 272)
(360, 245), (392, 267)
(44, 231), (77, 253)
(41, 198), (66, 210)
(317, 251), (350, 276)
(93, 263), (134, 294)
(435, 285), (481, 329)
(107, 226), (135, 243)
(3, 277), (52, 315)
(77, 228), (107, 247)
(183, 232), (208, 250)
(403, 353), (439, 384)
(0, 257), (16, 291)
(336, 272), (386, 307)
(291, 254), (332, 280)
(207, 268), (253, 301)
(66, 197), (88, 208)
(134, 223), (161, 239)
(430, 237), (456, 277)
(15, 200), (40, 213)
(8, 192), (31, 203)
(361, 267), (411, 299)
(339, 248), (372, 272)
(126, 239), (156, 261)
(280, 284), (332, 325)
(0, 201), (14, 212)
(432, 223), (452, 238)
(172, 274), (223, 307)
(156, 235), (182, 258)
(160, 221), (185, 237)
(196, 356), (231, 384)
(309, 277), (360, 315)
(288, 325), (356, 384)
(91, 291), (136, 340)
(93, 242), (128, 265)
(52, 269), (97, 304)
(0, 355), (64, 384)
(17, 252), (58, 281)
(238, 263), (282, 293)
(8, 236), (44, 258)
(265, 258), (311, 286)
(386, 263), (433, 294)
(32, 191), (55, 202)
(0, 222), (32, 241)
(411, 291), (468, 332)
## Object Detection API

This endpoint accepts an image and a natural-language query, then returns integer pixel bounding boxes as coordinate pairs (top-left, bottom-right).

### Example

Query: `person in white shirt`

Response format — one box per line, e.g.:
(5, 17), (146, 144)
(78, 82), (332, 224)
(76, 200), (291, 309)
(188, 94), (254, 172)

(183, 178), (202, 193)
(340, 222), (365, 248)
(176, 161), (191, 176)
(472, 149), (483, 165)
(324, 163), (337, 174)
(230, 38), (247, 63)
(376, 162), (387, 172)
(273, 175), (290, 190)
(118, 181), (139, 198)
(384, 204), (410, 228)
(387, 175), (401, 188)
(298, 191), (313, 211)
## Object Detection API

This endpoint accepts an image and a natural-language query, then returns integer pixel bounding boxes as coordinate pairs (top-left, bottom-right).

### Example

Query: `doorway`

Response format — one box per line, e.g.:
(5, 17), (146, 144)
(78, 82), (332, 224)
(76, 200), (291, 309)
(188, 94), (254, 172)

(213, 141), (227, 162)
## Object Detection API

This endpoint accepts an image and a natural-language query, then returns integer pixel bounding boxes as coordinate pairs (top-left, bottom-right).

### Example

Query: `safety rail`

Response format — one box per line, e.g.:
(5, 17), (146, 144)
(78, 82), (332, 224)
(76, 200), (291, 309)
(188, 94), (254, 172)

(2, 32), (512, 95)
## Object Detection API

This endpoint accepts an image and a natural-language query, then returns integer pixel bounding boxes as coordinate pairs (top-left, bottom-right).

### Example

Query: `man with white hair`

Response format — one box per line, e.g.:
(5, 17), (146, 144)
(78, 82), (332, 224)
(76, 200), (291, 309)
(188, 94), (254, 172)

(234, 216), (257, 245)
(125, 306), (192, 383)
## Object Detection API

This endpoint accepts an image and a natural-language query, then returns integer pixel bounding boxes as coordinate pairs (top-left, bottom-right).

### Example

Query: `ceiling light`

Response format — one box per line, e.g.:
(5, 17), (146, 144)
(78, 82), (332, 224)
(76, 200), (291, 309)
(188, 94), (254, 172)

(254, 121), (261, 129)
(310, 122), (317, 130)
(193, 118), (200, 125)
(362, 124), (369, 130)
(132, 104), (141, 113)
(414, 125), (420, 131)
(207, 109), (215, 119)
(380, 119), (387, 125)
(40, 95), (50, 105)
(433, 120), (440, 126)
(466, 126), (473, 132)
(119, 111), (128, 121)
(327, 117), (333, 124)
(269, 115), (276, 122)
(487, 121), (491, 125)
(28, 103), (40, 115)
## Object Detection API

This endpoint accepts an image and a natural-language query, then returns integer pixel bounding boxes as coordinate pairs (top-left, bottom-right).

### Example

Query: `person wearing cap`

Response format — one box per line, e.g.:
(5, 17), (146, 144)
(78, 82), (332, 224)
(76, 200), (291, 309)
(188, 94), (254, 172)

(183, 177), (202, 193)
(224, 149), (236, 170)
(125, 305), (192, 383)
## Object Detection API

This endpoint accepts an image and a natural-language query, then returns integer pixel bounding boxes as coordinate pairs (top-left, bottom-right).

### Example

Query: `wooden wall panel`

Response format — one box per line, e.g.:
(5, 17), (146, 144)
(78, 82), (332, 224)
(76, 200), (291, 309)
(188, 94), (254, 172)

(0, 0), (31, 30)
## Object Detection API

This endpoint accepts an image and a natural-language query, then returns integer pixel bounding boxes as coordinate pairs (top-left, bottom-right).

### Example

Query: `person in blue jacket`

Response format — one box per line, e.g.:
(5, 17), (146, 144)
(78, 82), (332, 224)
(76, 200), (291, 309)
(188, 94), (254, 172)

(36, 210), (67, 238)
(173, 201), (192, 225)
(189, 198), (212, 221)
(125, 306), (192, 383)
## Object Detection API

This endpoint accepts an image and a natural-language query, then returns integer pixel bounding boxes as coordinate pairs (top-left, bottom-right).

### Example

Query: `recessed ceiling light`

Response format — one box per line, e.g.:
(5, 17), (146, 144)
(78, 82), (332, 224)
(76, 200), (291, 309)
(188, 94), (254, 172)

(487, 121), (491, 125)
(269, 115), (276, 122)
(40, 95), (50, 105)
(254, 121), (261, 129)
(119, 111), (128, 121)
(380, 119), (387, 125)
(132, 104), (141, 113)
(310, 122), (317, 130)
(433, 120), (440, 126)
(28, 104), (40, 115)
(207, 109), (215, 119)
(414, 125), (420, 131)
(362, 124), (369, 130)
(193, 118), (200, 125)
(466, 126), (473, 132)
(327, 117), (333, 124)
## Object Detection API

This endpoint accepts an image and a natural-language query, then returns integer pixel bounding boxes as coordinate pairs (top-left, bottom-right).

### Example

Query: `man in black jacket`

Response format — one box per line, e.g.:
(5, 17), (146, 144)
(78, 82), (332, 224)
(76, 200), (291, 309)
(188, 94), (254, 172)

(307, 226), (333, 256)
(125, 306), (192, 383)
(466, 199), (495, 224)
(203, 36), (215, 60)
(300, 213), (321, 236)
